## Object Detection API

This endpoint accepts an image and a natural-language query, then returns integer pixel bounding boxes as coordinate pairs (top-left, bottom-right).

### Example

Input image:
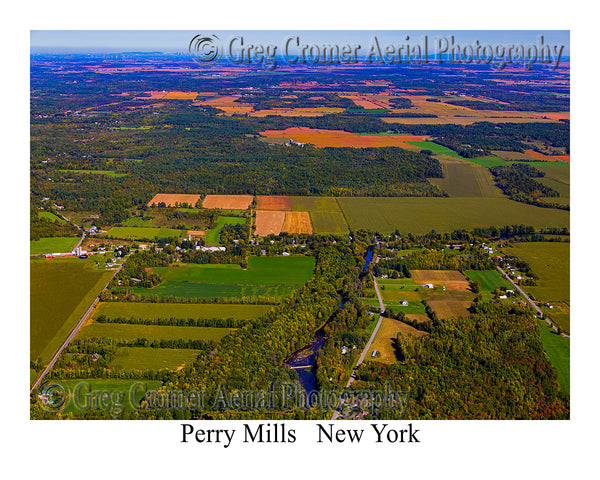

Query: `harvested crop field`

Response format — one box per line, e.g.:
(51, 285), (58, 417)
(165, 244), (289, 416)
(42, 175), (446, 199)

(254, 210), (286, 236)
(289, 196), (349, 234)
(256, 195), (292, 210)
(282, 211), (313, 234)
(202, 195), (254, 210)
(187, 230), (205, 238)
(367, 317), (427, 365)
(162, 91), (199, 100)
(430, 159), (502, 197)
(147, 193), (201, 207)
(260, 127), (428, 148)
(410, 270), (470, 291)
(524, 150), (563, 162)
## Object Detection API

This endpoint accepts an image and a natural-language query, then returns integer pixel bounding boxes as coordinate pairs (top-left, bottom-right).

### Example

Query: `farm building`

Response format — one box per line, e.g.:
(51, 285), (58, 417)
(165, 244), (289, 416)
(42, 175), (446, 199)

(422, 283), (434, 289)
(401, 299), (409, 306)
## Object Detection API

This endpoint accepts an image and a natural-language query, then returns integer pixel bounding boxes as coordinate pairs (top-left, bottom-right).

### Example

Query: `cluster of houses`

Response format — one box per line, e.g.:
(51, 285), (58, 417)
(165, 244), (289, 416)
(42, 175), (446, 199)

(480, 243), (494, 254)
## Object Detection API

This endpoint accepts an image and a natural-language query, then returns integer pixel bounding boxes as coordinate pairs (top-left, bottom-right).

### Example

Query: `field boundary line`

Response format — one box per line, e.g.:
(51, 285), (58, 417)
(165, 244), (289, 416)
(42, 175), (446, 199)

(334, 197), (352, 233)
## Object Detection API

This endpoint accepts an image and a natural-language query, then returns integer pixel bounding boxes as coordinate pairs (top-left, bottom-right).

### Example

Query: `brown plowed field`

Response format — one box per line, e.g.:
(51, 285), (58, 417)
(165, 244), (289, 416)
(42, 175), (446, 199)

(256, 196), (292, 210)
(202, 195), (254, 210)
(410, 270), (470, 291)
(147, 193), (201, 207)
(254, 211), (286, 236)
(282, 211), (313, 234)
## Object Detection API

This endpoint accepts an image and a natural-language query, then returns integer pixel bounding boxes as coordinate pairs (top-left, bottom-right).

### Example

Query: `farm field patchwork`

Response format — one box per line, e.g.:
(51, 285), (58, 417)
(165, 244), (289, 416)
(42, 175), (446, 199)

(202, 195), (254, 210)
(30, 237), (79, 255)
(93, 302), (273, 320)
(30, 258), (113, 362)
(337, 197), (570, 234)
(256, 195), (292, 210)
(289, 196), (349, 234)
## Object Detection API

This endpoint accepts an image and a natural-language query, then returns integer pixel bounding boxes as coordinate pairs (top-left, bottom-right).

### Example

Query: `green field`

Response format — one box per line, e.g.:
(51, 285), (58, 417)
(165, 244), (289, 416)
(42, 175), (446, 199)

(76, 323), (233, 342)
(505, 242), (570, 331)
(538, 321), (570, 394)
(30, 258), (114, 362)
(536, 163), (570, 205)
(464, 270), (513, 301)
(127, 256), (315, 300)
(110, 347), (200, 370)
(53, 379), (162, 416)
(94, 302), (273, 320)
(461, 156), (510, 167)
(430, 159), (503, 197)
(59, 169), (128, 178)
(408, 141), (462, 158)
(337, 197), (569, 234)
(30, 237), (79, 255)
(205, 216), (247, 244)
(105, 226), (185, 240)
(38, 211), (67, 224)
(121, 216), (155, 227)
(289, 196), (349, 234)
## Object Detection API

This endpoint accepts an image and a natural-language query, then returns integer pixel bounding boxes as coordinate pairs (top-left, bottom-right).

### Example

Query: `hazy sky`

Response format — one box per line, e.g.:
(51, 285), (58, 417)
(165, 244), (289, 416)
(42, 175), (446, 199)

(31, 30), (570, 54)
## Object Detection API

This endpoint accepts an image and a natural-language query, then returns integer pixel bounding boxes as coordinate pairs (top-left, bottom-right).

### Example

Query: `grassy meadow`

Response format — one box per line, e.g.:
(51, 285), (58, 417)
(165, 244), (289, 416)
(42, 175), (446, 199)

(94, 302), (273, 320)
(30, 237), (79, 255)
(289, 196), (349, 234)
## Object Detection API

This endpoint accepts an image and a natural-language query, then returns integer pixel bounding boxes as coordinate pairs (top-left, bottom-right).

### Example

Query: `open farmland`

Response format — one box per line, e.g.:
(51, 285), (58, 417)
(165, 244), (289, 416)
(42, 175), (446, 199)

(411, 270), (470, 291)
(162, 91), (199, 100)
(93, 302), (273, 320)
(205, 216), (247, 244)
(30, 237), (78, 255)
(127, 256), (315, 300)
(430, 159), (502, 197)
(538, 321), (570, 394)
(38, 212), (67, 224)
(260, 127), (428, 148)
(504, 242), (570, 331)
(30, 258), (113, 362)
(110, 347), (200, 371)
(464, 270), (512, 301)
(202, 195), (254, 210)
(337, 197), (569, 234)
(256, 196), (292, 210)
(289, 196), (349, 234)
(147, 193), (201, 207)
(254, 210), (285, 236)
(282, 211), (313, 234)
(367, 317), (427, 364)
(76, 323), (233, 343)
(104, 226), (185, 240)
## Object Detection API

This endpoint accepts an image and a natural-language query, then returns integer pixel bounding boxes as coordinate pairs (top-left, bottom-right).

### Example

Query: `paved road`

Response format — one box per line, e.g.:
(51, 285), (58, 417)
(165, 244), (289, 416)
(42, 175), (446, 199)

(30, 264), (123, 394)
(332, 277), (385, 420)
(496, 265), (569, 338)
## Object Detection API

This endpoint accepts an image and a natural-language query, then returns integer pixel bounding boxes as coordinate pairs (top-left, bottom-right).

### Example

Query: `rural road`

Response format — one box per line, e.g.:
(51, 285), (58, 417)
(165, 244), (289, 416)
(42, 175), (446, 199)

(496, 266), (569, 338)
(332, 276), (385, 420)
(30, 264), (123, 394)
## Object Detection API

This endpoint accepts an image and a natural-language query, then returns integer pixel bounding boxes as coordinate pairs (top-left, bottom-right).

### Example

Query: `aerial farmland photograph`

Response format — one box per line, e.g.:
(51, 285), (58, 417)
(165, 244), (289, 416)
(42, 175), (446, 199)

(29, 30), (571, 420)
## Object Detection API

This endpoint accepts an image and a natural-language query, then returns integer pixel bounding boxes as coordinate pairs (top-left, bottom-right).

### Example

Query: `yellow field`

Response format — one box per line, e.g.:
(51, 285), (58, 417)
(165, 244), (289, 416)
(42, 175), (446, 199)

(162, 91), (199, 100)
(281, 211), (313, 234)
(256, 196), (292, 210)
(367, 317), (427, 365)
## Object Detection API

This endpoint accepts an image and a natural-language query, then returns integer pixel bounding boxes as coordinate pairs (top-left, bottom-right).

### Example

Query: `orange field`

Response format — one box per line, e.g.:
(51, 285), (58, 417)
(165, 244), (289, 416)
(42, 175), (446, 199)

(250, 107), (344, 117)
(410, 270), (470, 291)
(163, 92), (199, 100)
(147, 193), (201, 207)
(553, 155), (570, 162)
(186, 230), (206, 238)
(260, 127), (429, 148)
(254, 211), (286, 236)
(256, 196), (292, 211)
(281, 211), (313, 234)
(524, 150), (563, 162)
(202, 195), (254, 210)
